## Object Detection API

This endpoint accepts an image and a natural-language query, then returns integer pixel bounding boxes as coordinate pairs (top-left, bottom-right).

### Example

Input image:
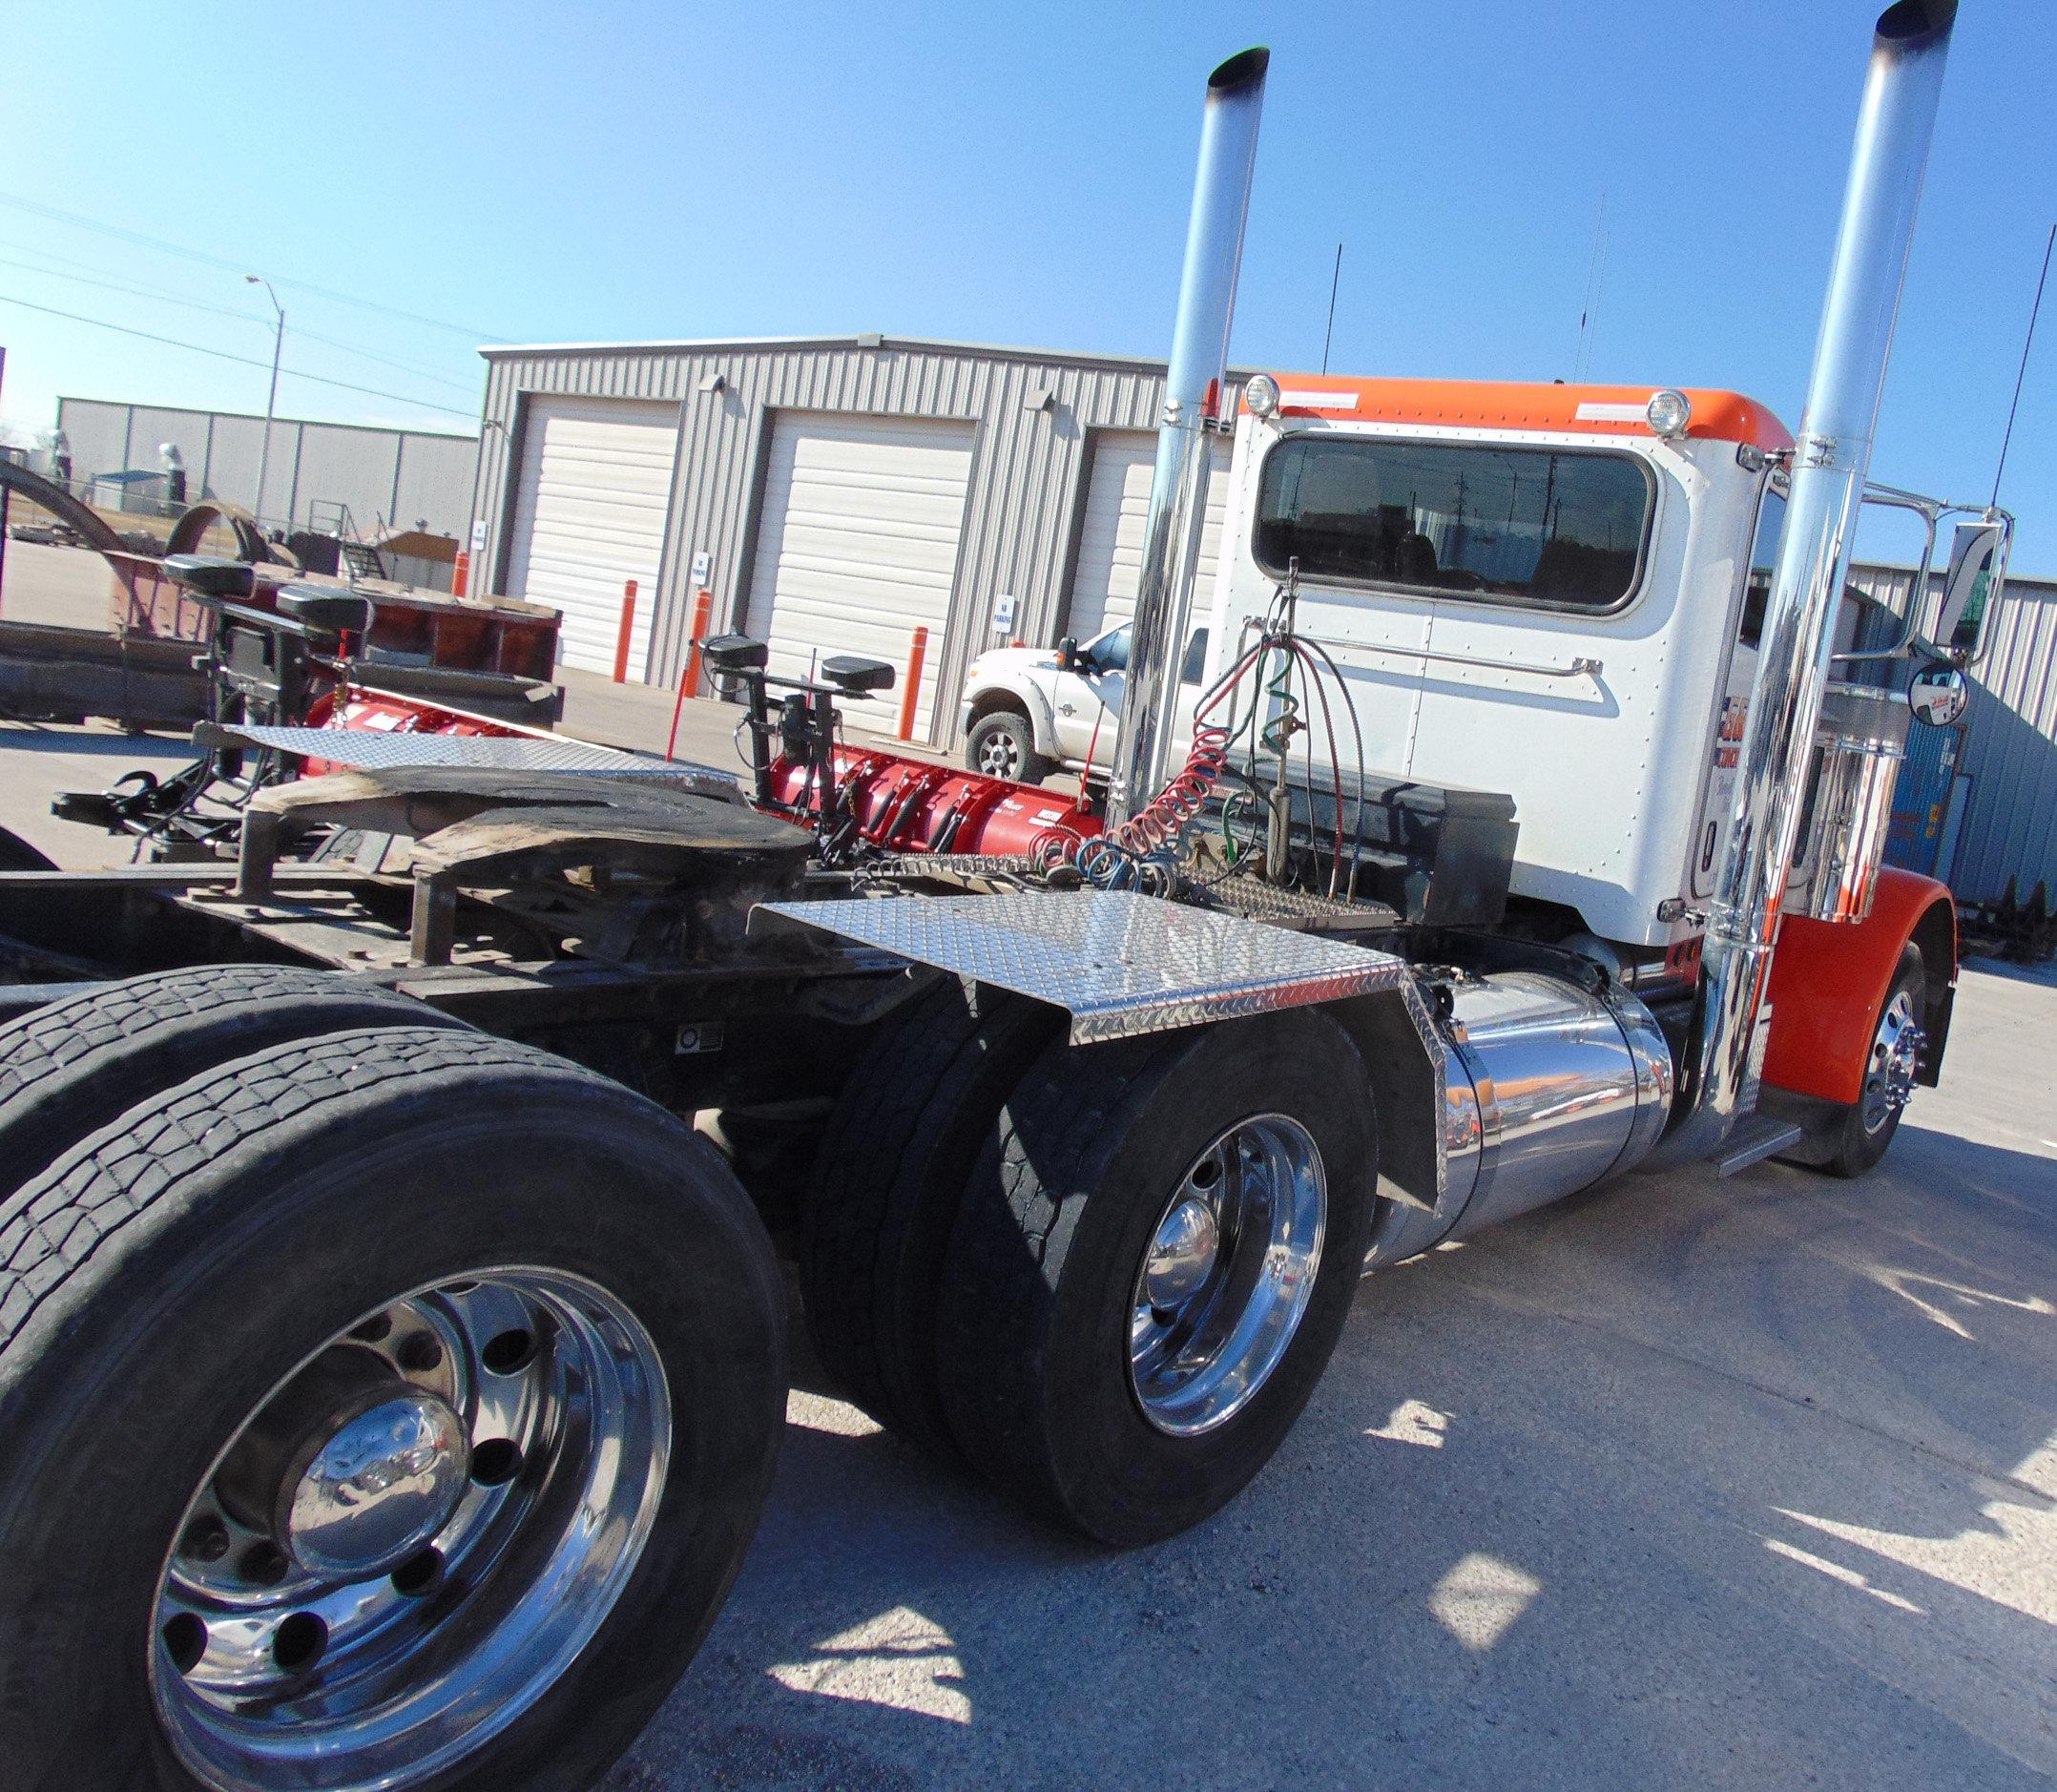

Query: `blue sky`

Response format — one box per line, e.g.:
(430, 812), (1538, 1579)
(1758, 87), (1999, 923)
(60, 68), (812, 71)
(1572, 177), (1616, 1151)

(3, 1), (2051, 568)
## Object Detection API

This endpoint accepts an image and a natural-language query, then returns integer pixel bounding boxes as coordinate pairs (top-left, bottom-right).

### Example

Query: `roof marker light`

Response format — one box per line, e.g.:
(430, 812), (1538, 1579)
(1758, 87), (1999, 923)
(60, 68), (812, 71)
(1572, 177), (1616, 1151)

(1244, 373), (1281, 418)
(1646, 388), (1693, 437)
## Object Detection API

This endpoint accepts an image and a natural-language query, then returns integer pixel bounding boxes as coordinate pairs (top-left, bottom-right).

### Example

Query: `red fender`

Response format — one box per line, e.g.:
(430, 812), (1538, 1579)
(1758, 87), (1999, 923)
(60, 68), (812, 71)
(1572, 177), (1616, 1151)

(1762, 865), (1957, 1104)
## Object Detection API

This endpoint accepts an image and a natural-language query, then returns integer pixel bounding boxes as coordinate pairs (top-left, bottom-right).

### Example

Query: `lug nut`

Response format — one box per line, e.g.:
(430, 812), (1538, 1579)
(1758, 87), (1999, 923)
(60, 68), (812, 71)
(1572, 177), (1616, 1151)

(240, 1541), (290, 1586)
(180, 1515), (232, 1563)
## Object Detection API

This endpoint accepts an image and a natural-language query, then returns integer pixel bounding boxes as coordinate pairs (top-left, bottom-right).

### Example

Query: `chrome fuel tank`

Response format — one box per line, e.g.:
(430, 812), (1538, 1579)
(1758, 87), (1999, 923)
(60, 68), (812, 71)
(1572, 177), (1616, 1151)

(1440, 969), (1673, 1237)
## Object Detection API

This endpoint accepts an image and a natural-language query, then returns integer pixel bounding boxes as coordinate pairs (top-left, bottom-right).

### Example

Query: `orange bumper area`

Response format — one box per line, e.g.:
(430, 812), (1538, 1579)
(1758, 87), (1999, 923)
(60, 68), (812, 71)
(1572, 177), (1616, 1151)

(1762, 866), (1957, 1105)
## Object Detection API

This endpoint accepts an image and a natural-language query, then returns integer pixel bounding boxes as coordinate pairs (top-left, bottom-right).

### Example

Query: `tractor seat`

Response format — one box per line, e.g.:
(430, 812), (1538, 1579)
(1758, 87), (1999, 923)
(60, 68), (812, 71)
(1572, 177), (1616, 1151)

(162, 554), (256, 599)
(276, 583), (374, 636)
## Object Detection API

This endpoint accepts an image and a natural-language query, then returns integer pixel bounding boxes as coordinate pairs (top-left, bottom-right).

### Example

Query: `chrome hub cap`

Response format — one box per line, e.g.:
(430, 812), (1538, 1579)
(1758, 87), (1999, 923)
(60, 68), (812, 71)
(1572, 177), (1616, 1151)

(286, 1392), (469, 1578)
(1861, 989), (1925, 1134)
(978, 734), (1019, 777)
(1145, 1198), (1221, 1308)
(1129, 1115), (1326, 1437)
(151, 1268), (670, 1792)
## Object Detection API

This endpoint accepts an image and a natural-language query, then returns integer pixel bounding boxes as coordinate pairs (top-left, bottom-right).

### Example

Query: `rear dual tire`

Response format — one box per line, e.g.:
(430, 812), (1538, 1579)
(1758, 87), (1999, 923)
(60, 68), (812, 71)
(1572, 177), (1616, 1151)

(803, 994), (1376, 1546)
(0, 964), (469, 1199)
(0, 1021), (785, 1790)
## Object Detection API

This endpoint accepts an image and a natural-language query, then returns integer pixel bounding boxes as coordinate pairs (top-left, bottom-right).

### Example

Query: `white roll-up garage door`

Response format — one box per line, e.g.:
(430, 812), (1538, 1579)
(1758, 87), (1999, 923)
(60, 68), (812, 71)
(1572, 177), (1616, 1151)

(506, 396), (680, 677)
(745, 412), (975, 741)
(1065, 431), (1233, 643)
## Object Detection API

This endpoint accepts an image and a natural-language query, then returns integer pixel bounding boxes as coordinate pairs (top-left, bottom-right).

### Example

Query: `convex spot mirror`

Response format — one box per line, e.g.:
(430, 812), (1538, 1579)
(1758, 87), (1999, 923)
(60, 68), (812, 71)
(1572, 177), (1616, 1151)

(1937, 520), (2007, 659)
(1909, 662), (1967, 728)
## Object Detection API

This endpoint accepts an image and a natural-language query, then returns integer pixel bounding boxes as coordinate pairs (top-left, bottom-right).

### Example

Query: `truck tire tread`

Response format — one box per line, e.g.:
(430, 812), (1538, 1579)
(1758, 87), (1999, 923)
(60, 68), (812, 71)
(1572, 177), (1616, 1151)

(0, 963), (465, 1203)
(800, 979), (1059, 1456)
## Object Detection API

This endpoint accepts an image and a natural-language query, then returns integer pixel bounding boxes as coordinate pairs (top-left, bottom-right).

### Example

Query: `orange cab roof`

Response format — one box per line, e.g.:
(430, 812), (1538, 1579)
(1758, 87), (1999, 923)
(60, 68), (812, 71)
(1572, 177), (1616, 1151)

(1247, 375), (1794, 453)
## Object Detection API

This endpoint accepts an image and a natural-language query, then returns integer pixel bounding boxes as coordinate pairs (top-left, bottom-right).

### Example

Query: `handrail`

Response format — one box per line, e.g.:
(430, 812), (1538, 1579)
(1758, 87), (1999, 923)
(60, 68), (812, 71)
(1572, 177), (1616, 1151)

(1245, 618), (1602, 680)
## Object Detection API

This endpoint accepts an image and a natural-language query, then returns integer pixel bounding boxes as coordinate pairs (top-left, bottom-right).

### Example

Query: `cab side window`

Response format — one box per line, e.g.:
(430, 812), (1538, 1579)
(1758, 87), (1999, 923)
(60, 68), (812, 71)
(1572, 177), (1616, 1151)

(1180, 628), (1211, 686)
(1740, 482), (1788, 648)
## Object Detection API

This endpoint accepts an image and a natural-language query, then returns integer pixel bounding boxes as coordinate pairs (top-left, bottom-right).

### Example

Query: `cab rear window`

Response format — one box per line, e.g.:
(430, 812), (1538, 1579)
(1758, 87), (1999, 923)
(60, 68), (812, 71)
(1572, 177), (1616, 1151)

(1254, 435), (1653, 611)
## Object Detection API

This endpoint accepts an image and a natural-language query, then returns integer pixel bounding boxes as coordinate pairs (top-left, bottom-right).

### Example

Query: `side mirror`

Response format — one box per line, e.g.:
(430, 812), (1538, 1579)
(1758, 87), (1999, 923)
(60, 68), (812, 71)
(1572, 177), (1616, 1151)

(1936, 519), (2008, 660)
(1908, 662), (1967, 728)
(1054, 636), (1079, 674)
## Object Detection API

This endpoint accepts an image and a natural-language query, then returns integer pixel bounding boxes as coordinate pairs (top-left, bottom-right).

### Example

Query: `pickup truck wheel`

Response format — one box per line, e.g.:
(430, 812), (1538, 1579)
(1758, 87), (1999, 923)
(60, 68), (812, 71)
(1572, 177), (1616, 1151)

(935, 1009), (1377, 1546)
(0, 965), (468, 1199)
(1823, 946), (1925, 1178)
(800, 979), (1062, 1457)
(965, 709), (1053, 784)
(0, 1026), (784, 1791)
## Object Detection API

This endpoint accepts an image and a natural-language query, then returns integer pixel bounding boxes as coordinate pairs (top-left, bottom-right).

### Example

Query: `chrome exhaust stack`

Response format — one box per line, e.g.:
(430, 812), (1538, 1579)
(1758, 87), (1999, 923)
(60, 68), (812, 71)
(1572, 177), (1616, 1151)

(1668, 0), (1957, 1158)
(1107, 47), (1268, 827)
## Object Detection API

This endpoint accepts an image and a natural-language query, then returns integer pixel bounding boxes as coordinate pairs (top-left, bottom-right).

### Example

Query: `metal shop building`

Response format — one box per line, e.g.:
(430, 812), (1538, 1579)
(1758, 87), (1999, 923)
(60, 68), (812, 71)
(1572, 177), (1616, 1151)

(469, 334), (1238, 737)
(55, 397), (477, 541)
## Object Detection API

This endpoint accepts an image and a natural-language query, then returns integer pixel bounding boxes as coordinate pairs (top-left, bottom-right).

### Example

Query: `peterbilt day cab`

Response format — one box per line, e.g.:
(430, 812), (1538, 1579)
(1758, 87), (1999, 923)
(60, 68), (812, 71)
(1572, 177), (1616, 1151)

(0, 7), (2005, 1790)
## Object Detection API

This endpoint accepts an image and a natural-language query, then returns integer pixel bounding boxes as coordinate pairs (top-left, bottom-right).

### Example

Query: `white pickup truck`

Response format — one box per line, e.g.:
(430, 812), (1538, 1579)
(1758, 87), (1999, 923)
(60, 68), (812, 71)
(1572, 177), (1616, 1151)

(958, 621), (1210, 783)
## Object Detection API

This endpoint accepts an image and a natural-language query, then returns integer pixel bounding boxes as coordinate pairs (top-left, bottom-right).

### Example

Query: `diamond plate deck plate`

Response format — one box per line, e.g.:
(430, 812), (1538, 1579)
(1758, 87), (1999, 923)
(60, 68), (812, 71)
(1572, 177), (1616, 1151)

(197, 722), (731, 783)
(759, 890), (1408, 1043)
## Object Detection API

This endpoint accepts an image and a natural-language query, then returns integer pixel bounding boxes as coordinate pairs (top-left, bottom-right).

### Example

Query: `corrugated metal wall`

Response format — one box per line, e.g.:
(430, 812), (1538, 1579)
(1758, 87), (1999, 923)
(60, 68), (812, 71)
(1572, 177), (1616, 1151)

(54, 397), (477, 538)
(1848, 559), (2057, 903)
(473, 336), (1222, 742)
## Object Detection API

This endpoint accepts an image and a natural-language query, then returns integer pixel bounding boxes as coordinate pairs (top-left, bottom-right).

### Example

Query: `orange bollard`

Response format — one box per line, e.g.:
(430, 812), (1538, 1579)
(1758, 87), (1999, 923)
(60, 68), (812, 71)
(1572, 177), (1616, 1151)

(666, 587), (717, 761)
(612, 580), (639, 683)
(451, 549), (470, 597)
(897, 625), (928, 741)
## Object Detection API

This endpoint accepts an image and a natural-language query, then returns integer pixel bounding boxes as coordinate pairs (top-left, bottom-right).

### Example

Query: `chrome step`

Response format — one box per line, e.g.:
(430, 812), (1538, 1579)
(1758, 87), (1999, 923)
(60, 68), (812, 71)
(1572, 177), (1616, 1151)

(1715, 1115), (1806, 1177)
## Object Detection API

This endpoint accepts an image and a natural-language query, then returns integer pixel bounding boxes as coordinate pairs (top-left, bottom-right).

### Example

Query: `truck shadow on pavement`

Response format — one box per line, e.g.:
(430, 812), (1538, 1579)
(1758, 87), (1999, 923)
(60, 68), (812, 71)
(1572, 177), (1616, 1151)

(607, 1124), (2055, 1790)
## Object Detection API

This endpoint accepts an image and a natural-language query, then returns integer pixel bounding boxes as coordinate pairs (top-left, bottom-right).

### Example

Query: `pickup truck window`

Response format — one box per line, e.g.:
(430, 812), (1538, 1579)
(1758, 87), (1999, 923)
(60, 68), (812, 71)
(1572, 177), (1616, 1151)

(1254, 436), (1653, 611)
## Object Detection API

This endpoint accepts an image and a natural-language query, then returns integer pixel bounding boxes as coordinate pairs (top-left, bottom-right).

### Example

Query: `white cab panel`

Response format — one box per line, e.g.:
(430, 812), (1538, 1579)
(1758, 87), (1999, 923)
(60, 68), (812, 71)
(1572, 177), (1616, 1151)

(1208, 415), (1759, 946)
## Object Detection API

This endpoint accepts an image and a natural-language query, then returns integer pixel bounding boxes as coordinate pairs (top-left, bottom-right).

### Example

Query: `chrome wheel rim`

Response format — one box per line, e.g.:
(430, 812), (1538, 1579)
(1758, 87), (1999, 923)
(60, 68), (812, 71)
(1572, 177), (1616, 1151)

(1128, 1114), (1326, 1436)
(151, 1268), (670, 1791)
(977, 730), (1020, 777)
(1860, 988), (1924, 1134)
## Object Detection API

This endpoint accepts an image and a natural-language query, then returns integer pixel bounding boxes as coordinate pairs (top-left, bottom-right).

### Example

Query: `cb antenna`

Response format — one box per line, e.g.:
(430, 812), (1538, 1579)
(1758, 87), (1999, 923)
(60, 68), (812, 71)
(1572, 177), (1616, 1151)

(1992, 221), (2055, 510)
(1320, 242), (1342, 374)
(1574, 193), (1608, 382)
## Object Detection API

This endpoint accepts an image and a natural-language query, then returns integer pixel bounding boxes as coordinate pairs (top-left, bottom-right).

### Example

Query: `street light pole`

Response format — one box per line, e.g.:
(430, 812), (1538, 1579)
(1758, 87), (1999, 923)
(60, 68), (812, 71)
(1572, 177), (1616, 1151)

(245, 274), (283, 531)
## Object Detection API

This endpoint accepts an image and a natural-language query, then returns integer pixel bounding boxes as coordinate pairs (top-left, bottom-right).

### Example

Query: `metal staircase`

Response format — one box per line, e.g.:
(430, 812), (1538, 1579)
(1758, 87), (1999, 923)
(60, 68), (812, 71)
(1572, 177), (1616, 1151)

(306, 500), (387, 584)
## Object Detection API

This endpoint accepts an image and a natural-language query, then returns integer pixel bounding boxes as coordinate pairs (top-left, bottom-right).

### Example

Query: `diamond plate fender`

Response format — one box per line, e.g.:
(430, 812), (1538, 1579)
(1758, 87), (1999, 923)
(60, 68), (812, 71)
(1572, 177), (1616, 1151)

(752, 890), (1409, 1046)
